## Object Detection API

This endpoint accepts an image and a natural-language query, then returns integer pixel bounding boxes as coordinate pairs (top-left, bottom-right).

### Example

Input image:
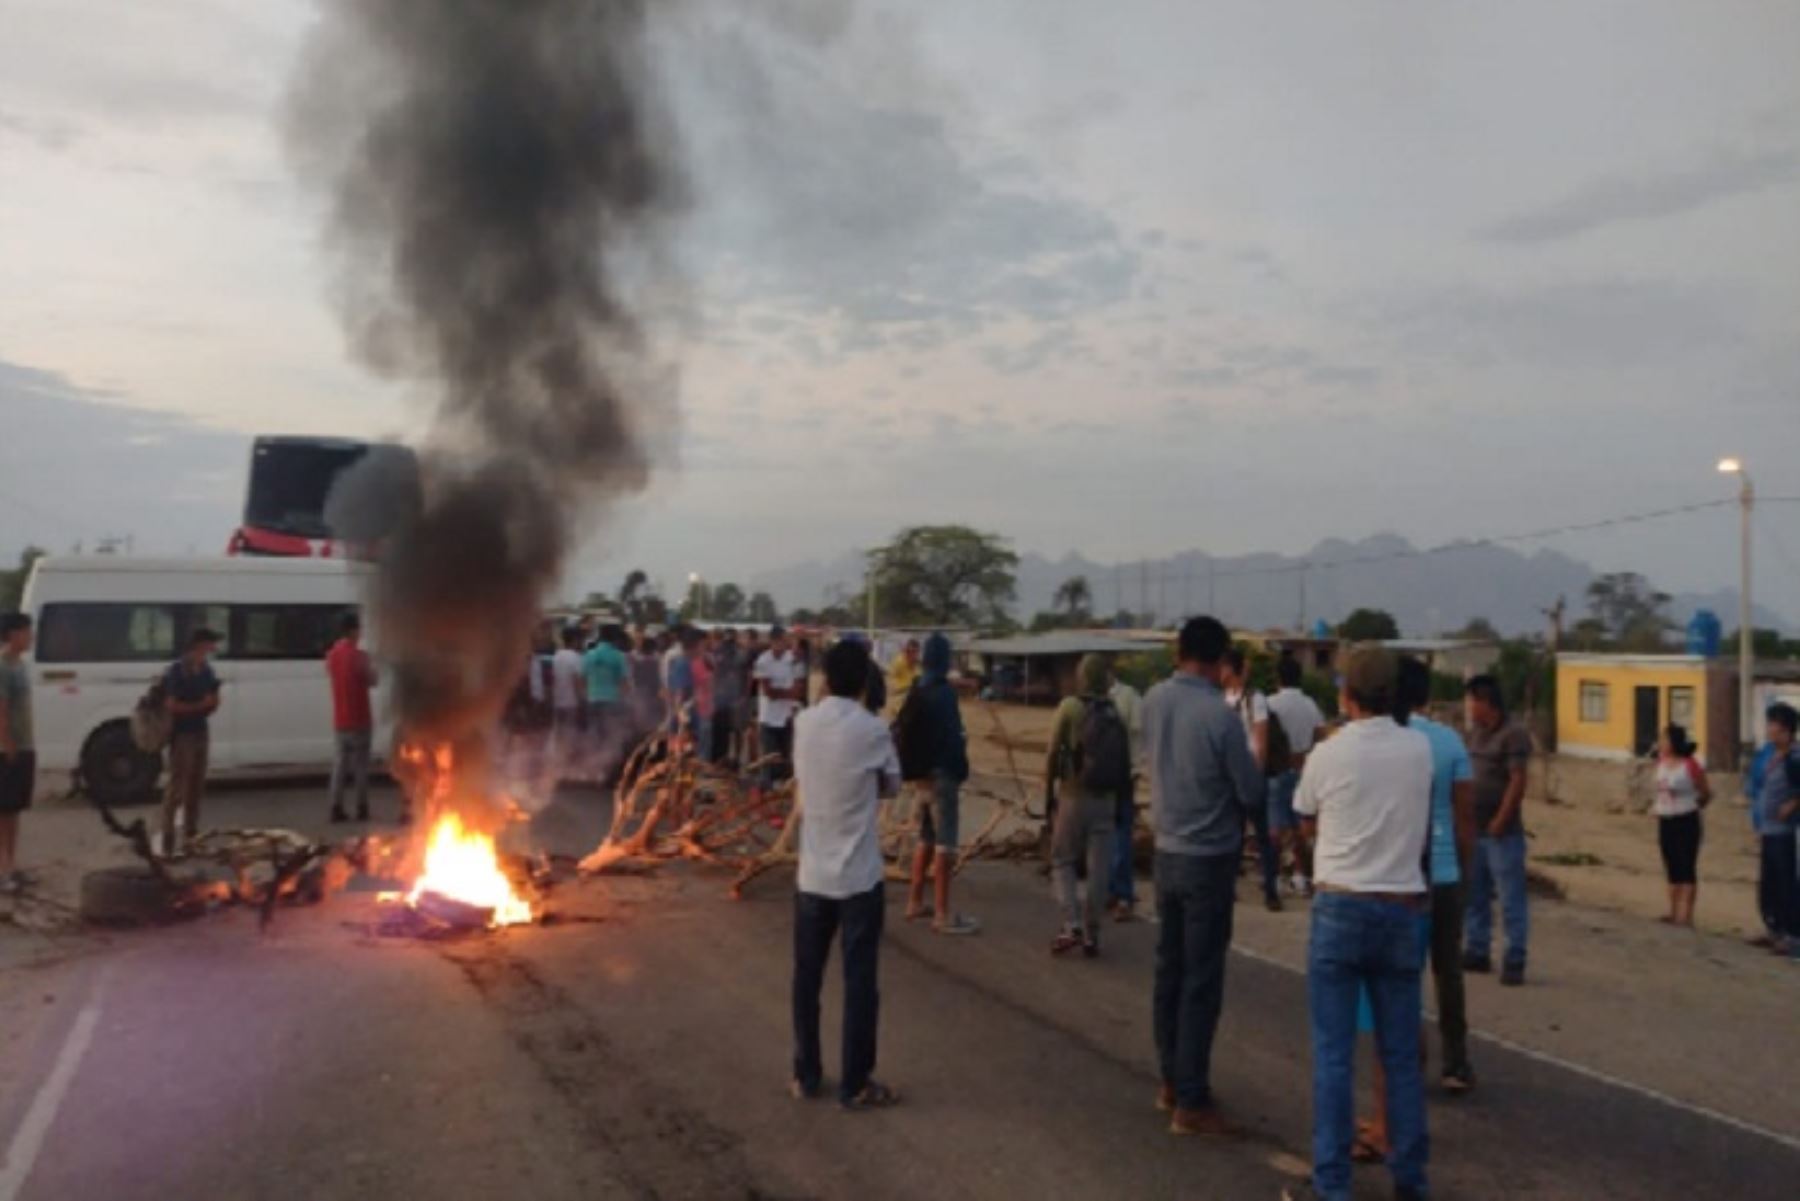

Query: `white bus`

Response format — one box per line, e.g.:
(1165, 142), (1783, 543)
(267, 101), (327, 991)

(20, 556), (393, 806)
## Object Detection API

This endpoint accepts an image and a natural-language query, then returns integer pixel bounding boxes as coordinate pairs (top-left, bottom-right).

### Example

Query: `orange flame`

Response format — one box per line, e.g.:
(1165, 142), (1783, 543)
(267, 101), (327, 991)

(407, 812), (534, 927)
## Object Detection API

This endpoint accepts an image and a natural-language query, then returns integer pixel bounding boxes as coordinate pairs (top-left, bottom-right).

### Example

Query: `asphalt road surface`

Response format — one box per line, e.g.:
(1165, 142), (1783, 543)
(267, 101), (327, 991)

(2, 784), (1796, 1200)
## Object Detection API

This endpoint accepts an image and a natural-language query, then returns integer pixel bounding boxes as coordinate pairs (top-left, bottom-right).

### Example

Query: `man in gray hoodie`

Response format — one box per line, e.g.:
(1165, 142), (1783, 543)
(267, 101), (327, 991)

(1141, 615), (1263, 1137)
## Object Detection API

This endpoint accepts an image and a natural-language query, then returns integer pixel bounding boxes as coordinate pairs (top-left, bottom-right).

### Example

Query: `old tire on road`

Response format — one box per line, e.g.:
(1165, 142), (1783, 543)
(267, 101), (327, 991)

(79, 866), (181, 927)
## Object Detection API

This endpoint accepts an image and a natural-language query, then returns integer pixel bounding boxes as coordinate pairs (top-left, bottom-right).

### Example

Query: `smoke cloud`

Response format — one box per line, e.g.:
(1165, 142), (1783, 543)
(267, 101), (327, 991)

(287, 0), (682, 753)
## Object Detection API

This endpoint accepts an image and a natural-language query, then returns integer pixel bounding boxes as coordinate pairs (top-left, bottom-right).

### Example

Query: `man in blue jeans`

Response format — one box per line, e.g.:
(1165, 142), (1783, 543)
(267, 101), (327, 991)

(1461, 674), (1532, 987)
(1290, 646), (1433, 1201)
(1141, 616), (1263, 1136)
(790, 639), (901, 1110)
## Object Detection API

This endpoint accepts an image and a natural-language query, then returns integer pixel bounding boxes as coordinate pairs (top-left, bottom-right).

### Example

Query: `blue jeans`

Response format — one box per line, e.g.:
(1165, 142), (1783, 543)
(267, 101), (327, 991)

(1247, 784), (1280, 901)
(792, 883), (884, 1102)
(1107, 778), (1136, 905)
(1465, 831), (1529, 968)
(1153, 852), (1236, 1110)
(1308, 892), (1429, 1201)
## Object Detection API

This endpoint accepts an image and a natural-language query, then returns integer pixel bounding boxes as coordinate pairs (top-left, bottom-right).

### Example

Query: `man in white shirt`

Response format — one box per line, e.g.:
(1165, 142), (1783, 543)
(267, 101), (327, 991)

(1268, 653), (1326, 896)
(753, 627), (804, 792)
(791, 638), (901, 1111)
(1290, 647), (1431, 1201)
(1222, 648), (1281, 911)
(550, 626), (586, 780)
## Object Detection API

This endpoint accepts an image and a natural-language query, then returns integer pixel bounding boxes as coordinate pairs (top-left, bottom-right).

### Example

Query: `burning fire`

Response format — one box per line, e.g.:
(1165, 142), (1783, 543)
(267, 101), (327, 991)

(391, 741), (534, 929)
(407, 812), (534, 928)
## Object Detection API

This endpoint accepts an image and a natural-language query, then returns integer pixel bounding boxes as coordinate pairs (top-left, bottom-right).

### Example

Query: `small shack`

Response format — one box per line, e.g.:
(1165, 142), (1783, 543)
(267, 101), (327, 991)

(1555, 653), (1735, 765)
(967, 632), (1156, 705)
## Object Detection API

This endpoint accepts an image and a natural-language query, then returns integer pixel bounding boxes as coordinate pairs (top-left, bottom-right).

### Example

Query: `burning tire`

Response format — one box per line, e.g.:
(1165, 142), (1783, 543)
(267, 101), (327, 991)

(80, 720), (163, 809)
(79, 867), (182, 927)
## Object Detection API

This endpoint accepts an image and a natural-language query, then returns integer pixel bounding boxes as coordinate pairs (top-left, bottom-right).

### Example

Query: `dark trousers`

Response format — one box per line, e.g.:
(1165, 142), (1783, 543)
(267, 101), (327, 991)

(1247, 792), (1280, 901)
(1759, 834), (1798, 938)
(1429, 882), (1469, 1072)
(1153, 851), (1237, 1110)
(1107, 779), (1136, 905)
(760, 722), (794, 790)
(710, 705), (738, 766)
(793, 883), (884, 1102)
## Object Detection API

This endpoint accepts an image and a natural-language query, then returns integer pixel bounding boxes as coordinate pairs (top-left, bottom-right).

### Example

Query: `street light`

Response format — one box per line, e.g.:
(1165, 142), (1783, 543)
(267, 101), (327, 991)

(1718, 458), (1754, 758)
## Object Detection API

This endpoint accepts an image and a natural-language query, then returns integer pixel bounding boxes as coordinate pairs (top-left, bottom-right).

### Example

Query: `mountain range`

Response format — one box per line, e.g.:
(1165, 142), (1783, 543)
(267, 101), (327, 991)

(749, 534), (1793, 637)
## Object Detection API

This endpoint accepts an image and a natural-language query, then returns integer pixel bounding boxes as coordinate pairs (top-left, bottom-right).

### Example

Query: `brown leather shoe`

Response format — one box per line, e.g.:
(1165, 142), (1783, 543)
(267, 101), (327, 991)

(1170, 1106), (1241, 1136)
(1155, 1083), (1176, 1112)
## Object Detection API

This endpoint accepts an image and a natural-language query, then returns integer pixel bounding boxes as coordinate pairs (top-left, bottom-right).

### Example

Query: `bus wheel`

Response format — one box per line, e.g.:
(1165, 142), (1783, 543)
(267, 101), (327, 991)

(79, 721), (162, 808)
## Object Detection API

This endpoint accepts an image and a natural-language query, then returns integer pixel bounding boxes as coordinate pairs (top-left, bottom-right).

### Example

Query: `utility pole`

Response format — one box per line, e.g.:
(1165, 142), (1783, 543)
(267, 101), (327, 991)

(1718, 459), (1754, 761)
(1296, 565), (1307, 632)
(1140, 560), (1149, 627)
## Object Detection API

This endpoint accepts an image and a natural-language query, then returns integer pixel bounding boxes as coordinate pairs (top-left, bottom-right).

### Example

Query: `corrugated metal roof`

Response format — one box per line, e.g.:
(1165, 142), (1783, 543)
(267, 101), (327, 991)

(967, 632), (1157, 657)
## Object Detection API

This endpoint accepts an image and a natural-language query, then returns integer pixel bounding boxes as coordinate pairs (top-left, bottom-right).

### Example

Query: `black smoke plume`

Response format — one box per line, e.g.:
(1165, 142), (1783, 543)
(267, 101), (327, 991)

(287, 0), (680, 755)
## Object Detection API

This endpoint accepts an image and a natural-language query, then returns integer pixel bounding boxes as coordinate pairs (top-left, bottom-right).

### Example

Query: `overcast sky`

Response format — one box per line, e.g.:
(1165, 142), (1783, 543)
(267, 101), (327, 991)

(2, 0), (1798, 611)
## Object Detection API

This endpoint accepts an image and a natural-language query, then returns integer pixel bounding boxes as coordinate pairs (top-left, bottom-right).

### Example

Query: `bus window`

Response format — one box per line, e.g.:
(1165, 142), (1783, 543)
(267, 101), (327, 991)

(37, 603), (178, 663)
(233, 604), (343, 660)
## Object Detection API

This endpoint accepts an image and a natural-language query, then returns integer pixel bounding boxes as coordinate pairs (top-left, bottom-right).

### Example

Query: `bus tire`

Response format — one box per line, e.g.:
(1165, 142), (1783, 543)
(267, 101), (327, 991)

(79, 721), (162, 809)
(79, 867), (180, 926)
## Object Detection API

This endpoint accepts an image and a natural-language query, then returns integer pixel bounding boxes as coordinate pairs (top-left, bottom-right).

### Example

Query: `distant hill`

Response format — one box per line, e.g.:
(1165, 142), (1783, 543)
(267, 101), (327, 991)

(749, 534), (1792, 636)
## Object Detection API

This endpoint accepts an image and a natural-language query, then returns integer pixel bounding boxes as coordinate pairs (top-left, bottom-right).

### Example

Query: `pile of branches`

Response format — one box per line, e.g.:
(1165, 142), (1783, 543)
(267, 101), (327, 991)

(91, 794), (380, 930)
(579, 706), (1042, 898)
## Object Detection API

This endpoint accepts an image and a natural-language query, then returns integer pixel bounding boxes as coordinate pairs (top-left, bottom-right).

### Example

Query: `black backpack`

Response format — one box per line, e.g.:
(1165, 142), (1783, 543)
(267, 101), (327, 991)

(1074, 697), (1131, 794)
(1264, 708), (1294, 778)
(892, 682), (933, 782)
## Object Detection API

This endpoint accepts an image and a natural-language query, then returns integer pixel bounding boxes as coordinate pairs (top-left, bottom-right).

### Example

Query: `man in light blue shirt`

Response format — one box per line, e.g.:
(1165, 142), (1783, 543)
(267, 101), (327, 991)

(1399, 658), (1477, 1092)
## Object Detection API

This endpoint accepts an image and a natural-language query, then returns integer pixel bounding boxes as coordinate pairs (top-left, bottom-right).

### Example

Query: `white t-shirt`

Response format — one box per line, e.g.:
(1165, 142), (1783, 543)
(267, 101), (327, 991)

(794, 697), (899, 898)
(1268, 687), (1325, 756)
(1653, 758), (1705, 817)
(753, 649), (803, 728)
(1294, 717), (1433, 894)
(551, 649), (584, 711)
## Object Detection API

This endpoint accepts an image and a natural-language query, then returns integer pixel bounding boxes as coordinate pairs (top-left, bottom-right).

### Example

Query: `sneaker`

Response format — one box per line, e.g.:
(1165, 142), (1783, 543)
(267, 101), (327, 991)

(1170, 1106), (1241, 1137)
(1296, 876), (1314, 899)
(934, 913), (981, 937)
(1050, 927), (1084, 956)
(1462, 951), (1492, 974)
(1501, 962), (1526, 987)
(789, 1078), (821, 1101)
(1441, 1061), (1477, 1095)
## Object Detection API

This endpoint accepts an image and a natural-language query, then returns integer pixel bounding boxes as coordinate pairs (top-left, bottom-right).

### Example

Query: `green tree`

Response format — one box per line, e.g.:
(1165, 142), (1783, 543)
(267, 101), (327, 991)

(679, 579), (712, 623)
(710, 582), (745, 622)
(0, 546), (46, 612)
(1054, 575), (1093, 621)
(581, 591), (614, 612)
(747, 592), (780, 624)
(1449, 616), (1500, 642)
(619, 569), (649, 625)
(866, 525), (1018, 627)
(1727, 627), (1800, 660)
(640, 593), (669, 627)
(788, 606), (819, 627)
(1338, 608), (1400, 641)
(1586, 571), (1671, 652)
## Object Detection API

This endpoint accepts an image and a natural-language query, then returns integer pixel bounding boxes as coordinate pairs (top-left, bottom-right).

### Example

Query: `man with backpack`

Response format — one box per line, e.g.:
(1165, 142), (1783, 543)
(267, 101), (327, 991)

(1142, 617), (1262, 1136)
(1044, 654), (1130, 955)
(1223, 647), (1284, 912)
(898, 633), (978, 936)
(161, 626), (222, 854)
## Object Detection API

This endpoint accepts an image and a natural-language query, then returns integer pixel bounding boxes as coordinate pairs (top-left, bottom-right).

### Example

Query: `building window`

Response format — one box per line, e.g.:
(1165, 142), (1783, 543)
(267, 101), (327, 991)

(1579, 681), (1610, 723)
(1668, 685), (1695, 729)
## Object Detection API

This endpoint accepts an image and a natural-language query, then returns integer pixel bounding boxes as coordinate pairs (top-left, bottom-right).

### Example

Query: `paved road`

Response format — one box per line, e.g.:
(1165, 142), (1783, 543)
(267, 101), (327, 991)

(2, 784), (1796, 1200)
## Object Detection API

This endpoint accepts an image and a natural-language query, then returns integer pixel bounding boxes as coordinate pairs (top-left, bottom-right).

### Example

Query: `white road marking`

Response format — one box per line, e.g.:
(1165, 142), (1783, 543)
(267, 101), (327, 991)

(0, 970), (107, 1201)
(1229, 944), (1800, 1156)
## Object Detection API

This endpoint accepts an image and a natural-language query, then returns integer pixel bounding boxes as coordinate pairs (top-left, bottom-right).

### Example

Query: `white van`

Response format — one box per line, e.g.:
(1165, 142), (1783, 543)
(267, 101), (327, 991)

(20, 556), (393, 806)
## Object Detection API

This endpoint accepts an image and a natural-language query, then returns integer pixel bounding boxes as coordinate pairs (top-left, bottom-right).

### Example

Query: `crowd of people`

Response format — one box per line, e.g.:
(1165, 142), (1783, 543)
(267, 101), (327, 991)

(787, 616), (1800, 1201)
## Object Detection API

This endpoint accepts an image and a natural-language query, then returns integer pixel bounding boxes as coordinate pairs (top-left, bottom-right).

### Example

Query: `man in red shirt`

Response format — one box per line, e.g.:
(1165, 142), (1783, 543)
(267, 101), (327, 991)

(326, 612), (379, 823)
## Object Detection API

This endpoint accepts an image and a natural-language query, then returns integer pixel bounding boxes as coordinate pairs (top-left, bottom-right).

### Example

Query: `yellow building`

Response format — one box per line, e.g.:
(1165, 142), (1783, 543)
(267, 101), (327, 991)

(1555, 653), (1736, 766)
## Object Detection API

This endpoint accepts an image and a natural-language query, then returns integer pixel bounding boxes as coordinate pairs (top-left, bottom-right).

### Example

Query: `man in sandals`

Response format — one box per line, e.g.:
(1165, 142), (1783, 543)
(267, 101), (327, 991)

(791, 638), (902, 1111)
(904, 632), (980, 936)
(1142, 617), (1263, 1136)
(1045, 654), (1125, 956)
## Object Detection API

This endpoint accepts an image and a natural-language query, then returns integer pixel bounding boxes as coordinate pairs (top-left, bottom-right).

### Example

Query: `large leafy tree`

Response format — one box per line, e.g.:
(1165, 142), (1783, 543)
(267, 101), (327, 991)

(619, 569), (649, 625)
(710, 582), (745, 622)
(1586, 571), (1671, 652)
(866, 525), (1018, 627)
(1338, 607), (1400, 642)
(747, 592), (781, 624)
(1054, 575), (1093, 620)
(0, 546), (46, 612)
